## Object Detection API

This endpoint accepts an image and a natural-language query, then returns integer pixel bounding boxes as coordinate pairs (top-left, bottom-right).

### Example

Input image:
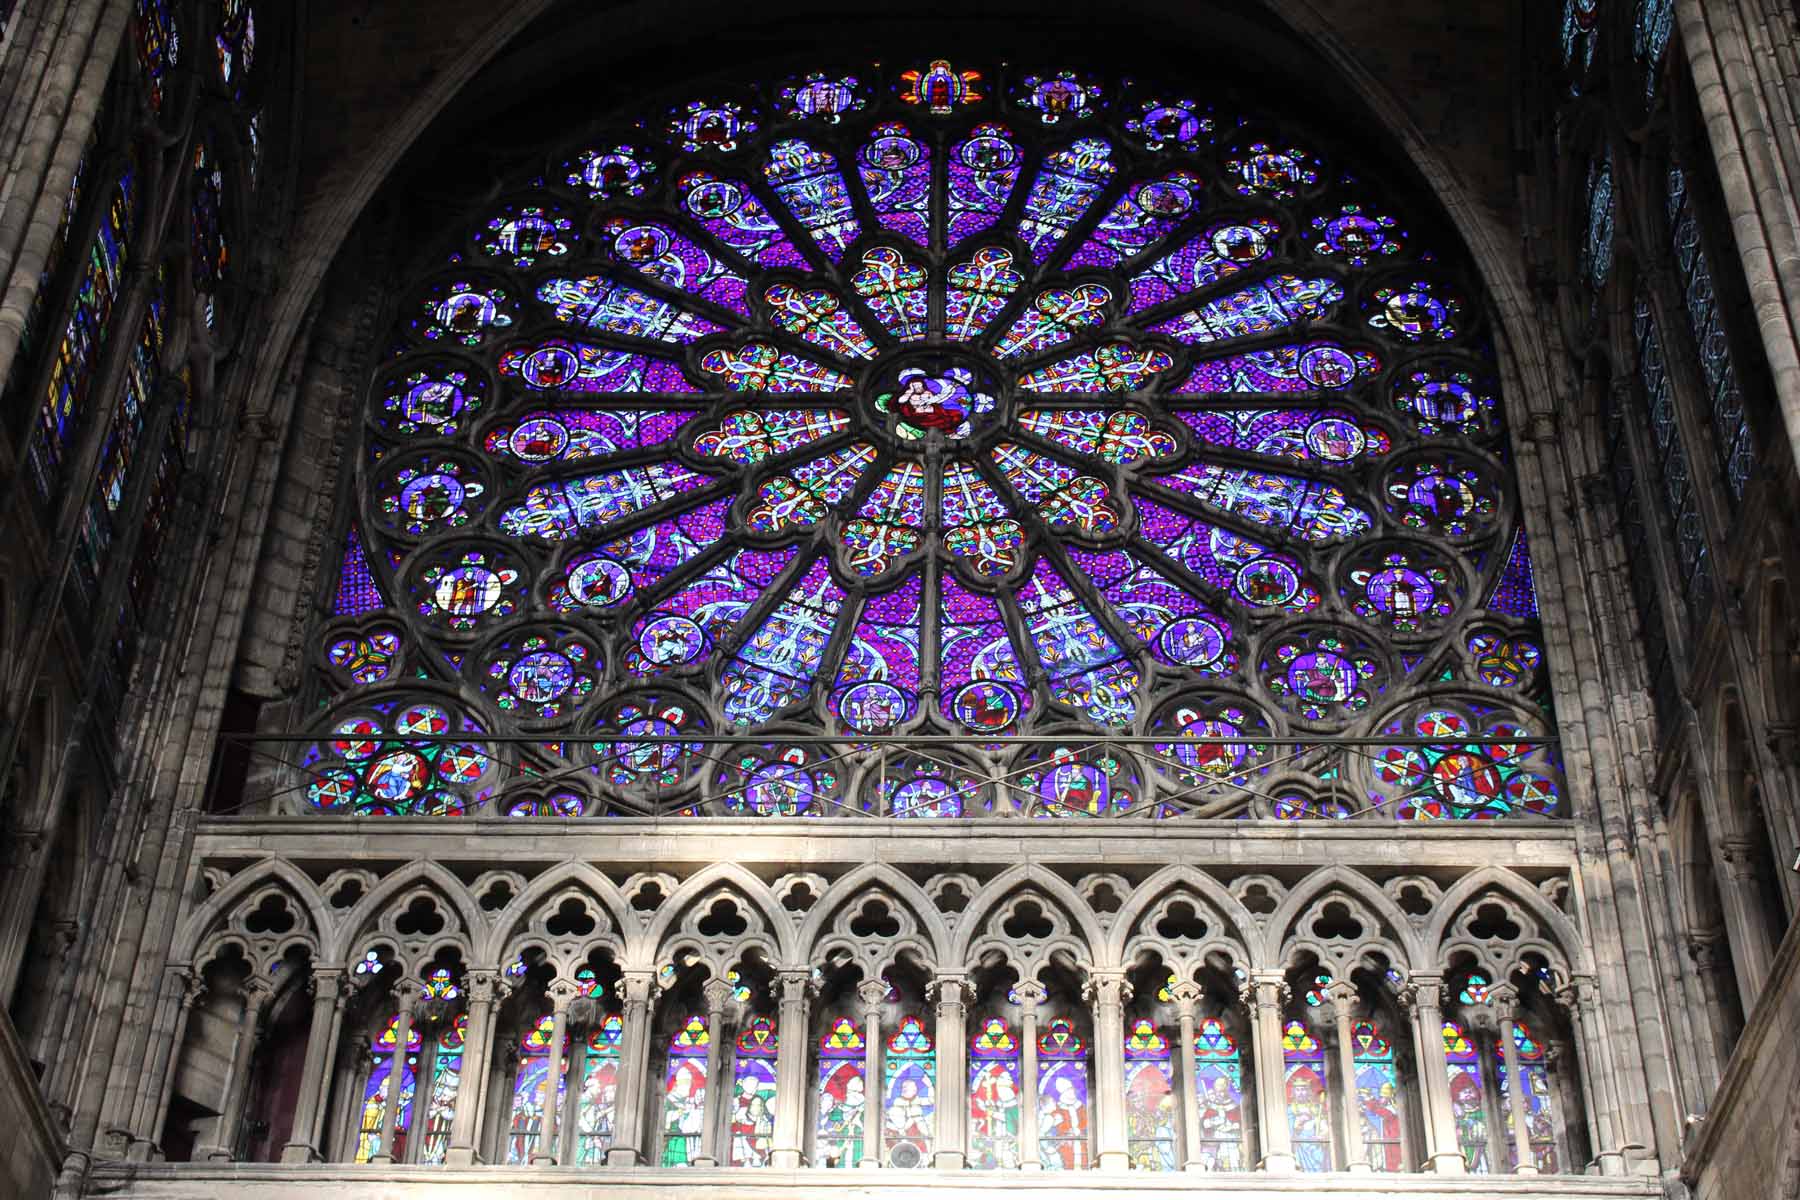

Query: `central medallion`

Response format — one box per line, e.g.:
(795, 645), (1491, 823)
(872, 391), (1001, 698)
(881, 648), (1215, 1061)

(871, 356), (1000, 445)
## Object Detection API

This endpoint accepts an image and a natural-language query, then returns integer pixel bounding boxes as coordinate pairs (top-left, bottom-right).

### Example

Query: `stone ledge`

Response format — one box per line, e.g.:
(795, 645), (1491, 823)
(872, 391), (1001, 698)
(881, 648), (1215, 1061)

(88, 1162), (1664, 1199)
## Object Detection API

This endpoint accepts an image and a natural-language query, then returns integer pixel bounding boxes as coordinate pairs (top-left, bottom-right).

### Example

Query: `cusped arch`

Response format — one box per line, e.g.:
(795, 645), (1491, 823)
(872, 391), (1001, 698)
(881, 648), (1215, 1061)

(175, 857), (329, 965)
(1105, 864), (1262, 970)
(801, 863), (946, 976)
(328, 859), (481, 964)
(1425, 866), (1588, 977)
(479, 861), (630, 965)
(948, 864), (1105, 966)
(1266, 866), (1427, 972)
(640, 861), (792, 969)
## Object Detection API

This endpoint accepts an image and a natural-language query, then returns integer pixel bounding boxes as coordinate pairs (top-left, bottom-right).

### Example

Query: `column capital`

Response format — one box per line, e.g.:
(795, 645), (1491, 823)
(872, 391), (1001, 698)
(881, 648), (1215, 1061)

(1765, 723), (1800, 767)
(1239, 972), (1288, 1013)
(1012, 979), (1048, 1011)
(926, 975), (974, 1008)
(775, 969), (816, 1006)
(1082, 969), (1131, 1008)
(546, 976), (583, 1010)
(703, 975), (738, 1013)
(1484, 980), (1523, 1015)
(393, 980), (421, 1015)
(1397, 976), (1446, 1012)
(179, 972), (209, 1011)
(465, 970), (502, 1004)
(1550, 971), (1598, 1014)
(1685, 933), (1725, 974)
(620, 969), (661, 1006)
(856, 978), (890, 1012)
(1168, 979), (1204, 1017)
(1325, 978), (1360, 1018)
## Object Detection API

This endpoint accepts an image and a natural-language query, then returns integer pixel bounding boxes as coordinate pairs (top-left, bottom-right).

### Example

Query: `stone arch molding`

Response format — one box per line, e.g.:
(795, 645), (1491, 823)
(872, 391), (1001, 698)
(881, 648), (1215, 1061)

(1427, 867), (1586, 980)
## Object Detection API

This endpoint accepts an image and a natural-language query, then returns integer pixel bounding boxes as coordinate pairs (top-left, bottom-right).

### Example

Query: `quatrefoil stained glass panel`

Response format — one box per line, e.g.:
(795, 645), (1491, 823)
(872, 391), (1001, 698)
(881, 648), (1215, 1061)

(310, 60), (1560, 820)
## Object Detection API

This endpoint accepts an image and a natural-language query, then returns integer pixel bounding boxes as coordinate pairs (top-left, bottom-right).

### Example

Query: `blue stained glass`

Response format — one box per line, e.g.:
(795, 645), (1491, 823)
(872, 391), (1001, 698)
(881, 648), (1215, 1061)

(1486, 527), (1541, 620)
(721, 557), (848, 725)
(1635, 0), (1674, 97)
(537, 276), (725, 342)
(1171, 408), (1390, 466)
(1126, 219), (1280, 313)
(1066, 548), (1237, 673)
(764, 139), (862, 261)
(763, 283), (877, 359)
(1016, 408), (1177, 465)
(994, 284), (1112, 359)
(1016, 559), (1140, 725)
(676, 170), (808, 267)
(1019, 344), (1175, 393)
(497, 341), (697, 393)
(691, 408), (851, 464)
(1064, 171), (1204, 269)
(335, 524), (386, 616)
(745, 444), (878, 535)
(1581, 154), (1615, 289)
(992, 443), (1120, 536)
(1134, 496), (1322, 613)
(484, 409), (699, 465)
(947, 124), (1022, 246)
(625, 547), (799, 677)
(1632, 291), (1712, 615)
(830, 573), (924, 732)
(852, 246), (929, 341)
(698, 342), (854, 392)
(1173, 341), (1381, 395)
(496, 463), (709, 541)
(1149, 275), (1343, 345)
(1156, 462), (1374, 542)
(600, 215), (750, 315)
(844, 462), (928, 576)
(1563, 0), (1600, 73)
(1667, 165), (1754, 500)
(858, 123), (933, 247)
(546, 496), (733, 614)
(1015, 138), (1117, 263)
(939, 576), (1030, 733)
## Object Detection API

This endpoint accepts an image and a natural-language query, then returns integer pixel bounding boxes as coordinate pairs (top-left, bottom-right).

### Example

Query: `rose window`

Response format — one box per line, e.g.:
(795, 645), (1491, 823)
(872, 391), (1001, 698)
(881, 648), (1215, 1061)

(311, 61), (1561, 820)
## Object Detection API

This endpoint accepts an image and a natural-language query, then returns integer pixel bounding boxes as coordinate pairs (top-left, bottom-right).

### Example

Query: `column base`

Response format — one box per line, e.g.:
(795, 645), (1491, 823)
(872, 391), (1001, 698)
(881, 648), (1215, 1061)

(278, 1143), (320, 1164)
(1345, 1161), (1373, 1173)
(1096, 1149), (1131, 1172)
(1593, 1149), (1630, 1176)
(692, 1155), (720, 1167)
(529, 1152), (558, 1165)
(1257, 1151), (1296, 1173)
(932, 1150), (965, 1170)
(1514, 1164), (1541, 1176)
(606, 1147), (643, 1166)
(1020, 1161), (1044, 1172)
(368, 1153), (394, 1165)
(770, 1148), (805, 1169)
(200, 1148), (235, 1164)
(860, 1155), (881, 1168)
(443, 1146), (483, 1165)
(125, 1142), (160, 1164)
(1425, 1150), (1468, 1174)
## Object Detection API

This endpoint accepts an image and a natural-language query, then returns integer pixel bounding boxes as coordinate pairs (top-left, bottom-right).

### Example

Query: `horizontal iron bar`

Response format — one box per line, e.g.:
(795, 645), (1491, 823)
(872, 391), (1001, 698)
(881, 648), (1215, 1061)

(225, 732), (1558, 747)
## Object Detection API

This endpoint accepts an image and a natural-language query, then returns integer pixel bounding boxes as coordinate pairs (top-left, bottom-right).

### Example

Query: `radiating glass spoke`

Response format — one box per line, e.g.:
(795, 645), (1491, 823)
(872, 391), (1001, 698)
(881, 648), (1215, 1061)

(1155, 462), (1373, 542)
(720, 558), (848, 724)
(538, 275), (726, 342)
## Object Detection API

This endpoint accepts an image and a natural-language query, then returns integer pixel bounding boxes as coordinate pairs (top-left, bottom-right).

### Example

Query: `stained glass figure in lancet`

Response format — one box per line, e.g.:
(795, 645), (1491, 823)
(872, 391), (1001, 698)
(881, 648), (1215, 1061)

(313, 59), (1559, 822)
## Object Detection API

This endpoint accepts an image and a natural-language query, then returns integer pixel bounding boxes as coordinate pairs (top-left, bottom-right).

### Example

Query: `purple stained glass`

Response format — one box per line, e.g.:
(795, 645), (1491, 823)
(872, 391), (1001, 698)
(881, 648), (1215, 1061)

(1171, 407), (1390, 466)
(830, 573), (924, 732)
(536, 275), (724, 343)
(858, 123), (933, 247)
(497, 340), (697, 393)
(1134, 496), (1322, 613)
(764, 139), (861, 261)
(496, 463), (709, 542)
(1150, 275), (1343, 345)
(1066, 548), (1237, 673)
(1016, 558), (1140, 726)
(1173, 341), (1381, 395)
(945, 246), (1023, 341)
(939, 575), (1029, 733)
(1156, 462), (1373, 542)
(1018, 343), (1175, 393)
(1064, 171), (1204, 269)
(1486, 528), (1541, 619)
(1126, 219), (1281, 313)
(626, 546), (799, 678)
(600, 215), (750, 316)
(852, 246), (929, 342)
(947, 124), (1022, 246)
(676, 170), (807, 268)
(335, 524), (385, 617)
(483, 409), (698, 465)
(1016, 138), (1117, 262)
(546, 496), (733, 614)
(721, 557), (848, 725)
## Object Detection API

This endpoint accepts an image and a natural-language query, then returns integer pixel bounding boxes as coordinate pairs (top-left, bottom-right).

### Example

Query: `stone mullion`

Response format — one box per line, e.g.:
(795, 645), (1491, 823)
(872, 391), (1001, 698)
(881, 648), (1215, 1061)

(856, 978), (886, 1169)
(1170, 982), (1202, 1172)
(370, 984), (419, 1166)
(928, 975), (970, 1170)
(1489, 985), (1536, 1176)
(1715, 835), (1780, 999)
(198, 979), (275, 1162)
(1326, 981), (1370, 1173)
(1554, 975), (1626, 1176)
(1084, 970), (1129, 1172)
(770, 971), (812, 1168)
(1399, 979), (1463, 1175)
(605, 971), (659, 1166)
(136, 967), (203, 1161)
(1014, 982), (1044, 1171)
(694, 977), (733, 1167)
(277, 968), (345, 1164)
(444, 971), (501, 1166)
(531, 981), (578, 1164)
(1242, 974), (1294, 1173)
